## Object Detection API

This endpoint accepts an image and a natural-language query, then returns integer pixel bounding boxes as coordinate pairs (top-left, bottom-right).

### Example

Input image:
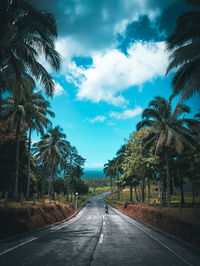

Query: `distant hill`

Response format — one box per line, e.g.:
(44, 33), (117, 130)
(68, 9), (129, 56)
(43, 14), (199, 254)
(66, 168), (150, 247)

(82, 169), (106, 179)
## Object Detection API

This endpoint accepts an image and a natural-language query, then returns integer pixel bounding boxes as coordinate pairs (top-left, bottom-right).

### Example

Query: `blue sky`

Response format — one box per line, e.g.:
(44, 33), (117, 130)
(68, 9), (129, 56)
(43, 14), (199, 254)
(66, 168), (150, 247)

(31, 0), (200, 169)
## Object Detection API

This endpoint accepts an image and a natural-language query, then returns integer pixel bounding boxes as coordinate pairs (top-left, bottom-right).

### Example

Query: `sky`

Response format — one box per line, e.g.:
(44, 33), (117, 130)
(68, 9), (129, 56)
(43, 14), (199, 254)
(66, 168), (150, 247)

(30, 0), (200, 169)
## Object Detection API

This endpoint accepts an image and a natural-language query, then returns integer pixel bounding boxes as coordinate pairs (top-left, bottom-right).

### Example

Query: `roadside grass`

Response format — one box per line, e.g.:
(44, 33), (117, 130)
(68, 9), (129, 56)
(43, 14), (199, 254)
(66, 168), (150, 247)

(105, 186), (200, 225)
(107, 186), (200, 205)
(0, 186), (111, 209)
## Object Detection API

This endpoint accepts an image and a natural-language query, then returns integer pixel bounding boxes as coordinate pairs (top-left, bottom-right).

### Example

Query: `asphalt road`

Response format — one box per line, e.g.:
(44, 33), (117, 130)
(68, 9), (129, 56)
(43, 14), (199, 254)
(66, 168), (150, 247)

(0, 193), (200, 266)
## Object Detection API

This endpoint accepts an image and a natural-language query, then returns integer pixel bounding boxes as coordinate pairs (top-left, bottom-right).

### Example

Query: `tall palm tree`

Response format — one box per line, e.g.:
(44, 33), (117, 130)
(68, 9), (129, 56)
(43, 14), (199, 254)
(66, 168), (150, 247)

(136, 96), (195, 207)
(104, 160), (116, 198)
(68, 165), (83, 201)
(0, 0), (61, 99)
(25, 92), (54, 198)
(33, 126), (69, 198)
(63, 145), (85, 201)
(2, 74), (36, 197)
(166, 0), (200, 104)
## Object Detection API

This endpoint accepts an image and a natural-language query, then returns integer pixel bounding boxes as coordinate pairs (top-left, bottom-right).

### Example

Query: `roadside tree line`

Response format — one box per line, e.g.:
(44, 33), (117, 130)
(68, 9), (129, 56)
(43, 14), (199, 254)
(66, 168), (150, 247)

(0, 0), (87, 200)
(104, 0), (200, 206)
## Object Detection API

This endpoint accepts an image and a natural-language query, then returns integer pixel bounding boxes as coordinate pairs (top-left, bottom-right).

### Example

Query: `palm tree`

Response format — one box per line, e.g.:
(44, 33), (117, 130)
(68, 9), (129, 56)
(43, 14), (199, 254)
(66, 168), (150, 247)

(166, 0), (200, 104)
(33, 126), (69, 199)
(25, 92), (54, 199)
(115, 145), (127, 199)
(104, 160), (116, 198)
(2, 74), (36, 197)
(136, 96), (195, 207)
(0, 0), (61, 100)
(62, 145), (85, 201)
(68, 165), (83, 201)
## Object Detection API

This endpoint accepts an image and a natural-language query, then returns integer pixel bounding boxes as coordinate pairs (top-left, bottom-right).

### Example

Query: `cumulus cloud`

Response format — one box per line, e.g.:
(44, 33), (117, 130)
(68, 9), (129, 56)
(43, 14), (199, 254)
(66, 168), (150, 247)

(110, 107), (143, 120)
(31, 0), (161, 53)
(88, 115), (107, 123)
(67, 41), (168, 106)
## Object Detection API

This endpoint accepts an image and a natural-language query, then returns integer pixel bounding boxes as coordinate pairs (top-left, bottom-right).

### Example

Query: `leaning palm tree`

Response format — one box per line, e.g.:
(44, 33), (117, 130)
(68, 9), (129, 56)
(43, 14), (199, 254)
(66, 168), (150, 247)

(136, 96), (196, 207)
(166, 0), (200, 104)
(0, 0), (61, 99)
(33, 126), (69, 198)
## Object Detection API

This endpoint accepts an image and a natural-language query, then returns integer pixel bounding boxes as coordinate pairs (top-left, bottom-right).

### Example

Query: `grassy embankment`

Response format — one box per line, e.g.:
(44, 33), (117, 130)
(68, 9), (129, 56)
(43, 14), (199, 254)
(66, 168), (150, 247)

(0, 186), (110, 239)
(105, 186), (200, 224)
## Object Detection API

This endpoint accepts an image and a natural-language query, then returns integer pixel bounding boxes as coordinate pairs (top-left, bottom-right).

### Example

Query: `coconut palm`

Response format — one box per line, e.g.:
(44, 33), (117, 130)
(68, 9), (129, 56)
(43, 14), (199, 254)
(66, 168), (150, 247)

(136, 96), (195, 207)
(62, 145), (85, 201)
(0, 0), (61, 99)
(2, 74), (36, 197)
(104, 159), (116, 198)
(33, 126), (69, 198)
(25, 92), (54, 198)
(68, 165), (83, 201)
(166, 0), (200, 104)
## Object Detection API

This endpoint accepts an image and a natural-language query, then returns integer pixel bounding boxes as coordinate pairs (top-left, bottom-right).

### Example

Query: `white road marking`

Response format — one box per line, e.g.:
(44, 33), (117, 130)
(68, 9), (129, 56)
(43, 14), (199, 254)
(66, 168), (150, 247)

(99, 234), (104, 244)
(0, 237), (38, 256)
(112, 207), (192, 266)
(55, 206), (87, 231)
(0, 206), (86, 256)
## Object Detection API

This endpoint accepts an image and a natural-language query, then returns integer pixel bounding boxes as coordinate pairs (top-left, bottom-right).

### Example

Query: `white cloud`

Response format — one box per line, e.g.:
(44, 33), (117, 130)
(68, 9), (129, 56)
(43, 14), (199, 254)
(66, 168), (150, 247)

(67, 41), (168, 106)
(107, 121), (116, 126)
(54, 81), (65, 96)
(110, 106), (143, 120)
(88, 115), (106, 123)
(85, 162), (104, 169)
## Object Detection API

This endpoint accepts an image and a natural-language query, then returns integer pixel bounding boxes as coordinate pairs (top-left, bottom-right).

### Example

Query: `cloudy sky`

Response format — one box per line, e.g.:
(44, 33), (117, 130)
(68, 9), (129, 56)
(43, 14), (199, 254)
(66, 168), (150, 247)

(31, 0), (199, 169)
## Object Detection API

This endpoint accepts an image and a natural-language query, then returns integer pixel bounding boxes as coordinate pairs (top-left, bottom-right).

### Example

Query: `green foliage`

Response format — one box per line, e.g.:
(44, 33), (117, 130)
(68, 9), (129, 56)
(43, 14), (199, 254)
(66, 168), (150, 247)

(83, 178), (110, 187)
(166, 1), (200, 101)
(74, 179), (89, 195)
(53, 177), (66, 194)
(0, 120), (28, 194)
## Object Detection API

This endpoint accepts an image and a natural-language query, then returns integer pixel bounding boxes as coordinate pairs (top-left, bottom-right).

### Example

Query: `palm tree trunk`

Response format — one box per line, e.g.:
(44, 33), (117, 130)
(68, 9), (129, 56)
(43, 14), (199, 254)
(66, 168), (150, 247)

(148, 176), (151, 206)
(165, 149), (171, 208)
(137, 187), (141, 202)
(48, 162), (54, 199)
(26, 127), (32, 199)
(117, 175), (120, 200)
(66, 180), (69, 201)
(70, 191), (72, 202)
(141, 172), (145, 203)
(14, 118), (21, 198)
(192, 175), (195, 205)
(110, 177), (113, 199)
(180, 171), (185, 205)
(130, 185), (133, 202)
(135, 186), (138, 201)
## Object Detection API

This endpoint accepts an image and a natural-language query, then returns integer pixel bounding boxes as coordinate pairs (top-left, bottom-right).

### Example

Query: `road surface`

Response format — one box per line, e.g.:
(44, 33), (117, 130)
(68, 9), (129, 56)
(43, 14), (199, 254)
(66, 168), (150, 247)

(0, 193), (199, 266)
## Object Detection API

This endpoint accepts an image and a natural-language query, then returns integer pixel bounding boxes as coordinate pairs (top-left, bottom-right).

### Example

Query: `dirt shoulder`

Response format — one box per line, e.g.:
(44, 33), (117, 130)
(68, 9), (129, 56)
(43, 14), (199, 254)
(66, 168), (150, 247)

(0, 204), (75, 240)
(109, 201), (200, 248)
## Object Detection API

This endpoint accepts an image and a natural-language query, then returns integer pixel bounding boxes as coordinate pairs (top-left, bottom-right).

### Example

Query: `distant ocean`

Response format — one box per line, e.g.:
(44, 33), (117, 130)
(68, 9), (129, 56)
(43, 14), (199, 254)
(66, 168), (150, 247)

(82, 169), (106, 179)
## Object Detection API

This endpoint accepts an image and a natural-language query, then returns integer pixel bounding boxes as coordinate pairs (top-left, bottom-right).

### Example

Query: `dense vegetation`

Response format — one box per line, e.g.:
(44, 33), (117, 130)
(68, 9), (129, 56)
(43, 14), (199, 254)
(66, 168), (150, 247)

(0, 0), (200, 209)
(104, 0), (200, 207)
(0, 0), (86, 200)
